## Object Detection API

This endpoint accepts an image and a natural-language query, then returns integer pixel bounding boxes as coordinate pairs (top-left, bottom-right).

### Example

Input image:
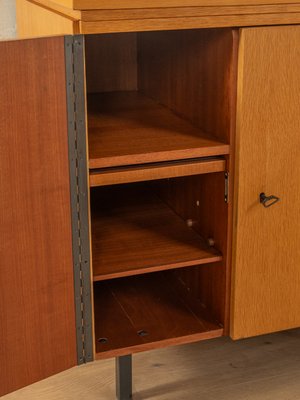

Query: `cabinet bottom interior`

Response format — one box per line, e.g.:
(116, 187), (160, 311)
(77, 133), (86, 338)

(94, 269), (224, 359)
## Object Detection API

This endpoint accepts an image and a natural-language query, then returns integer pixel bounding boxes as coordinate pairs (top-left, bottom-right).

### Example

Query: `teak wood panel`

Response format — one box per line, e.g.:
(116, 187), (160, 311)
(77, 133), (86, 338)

(94, 273), (223, 359)
(85, 34), (137, 93)
(0, 37), (77, 396)
(156, 173), (230, 329)
(138, 29), (238, 145)
(231, 26), (300, 339)
(89, 158), (226, 187)
(16, 0), (78, 38)
(91, 184), (222, 281)
(88, 92), (230, 169)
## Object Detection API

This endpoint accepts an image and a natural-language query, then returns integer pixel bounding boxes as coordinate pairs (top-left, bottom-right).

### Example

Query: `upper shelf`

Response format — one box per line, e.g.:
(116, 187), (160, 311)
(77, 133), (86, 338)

(88, 91), (230, 169)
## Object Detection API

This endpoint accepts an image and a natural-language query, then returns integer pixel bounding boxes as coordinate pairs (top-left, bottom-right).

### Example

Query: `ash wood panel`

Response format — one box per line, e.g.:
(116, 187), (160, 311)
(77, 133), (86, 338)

(231, 26), (300, 340)
(94, 273), (223, 359)
(25, 0), (81, 19)
(46, 0), (73, 7)
(91, 185), (222, 281)
(88, 92), (229, 169)
(0, 37), (77, 396)
(79, 13), (300, 33)
(138, 29), (238, 144)
(16, 0), (78, 38)
(72, 0), (300, 10)
(89, 158), (226, 187)
(80, 4), (300, 21)
(21, 0), (300, 35)
(85, 34), (137, 94)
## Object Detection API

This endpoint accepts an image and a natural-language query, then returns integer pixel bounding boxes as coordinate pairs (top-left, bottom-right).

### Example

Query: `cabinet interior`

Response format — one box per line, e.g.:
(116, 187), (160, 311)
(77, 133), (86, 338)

(85, 28), (236, 169)
(84, 28), (237, 359)
(91, 174), (228, 358)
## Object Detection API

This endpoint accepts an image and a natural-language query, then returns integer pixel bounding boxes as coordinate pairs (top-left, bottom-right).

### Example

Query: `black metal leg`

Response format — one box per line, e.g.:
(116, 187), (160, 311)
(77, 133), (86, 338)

(116, 355), (132, 400)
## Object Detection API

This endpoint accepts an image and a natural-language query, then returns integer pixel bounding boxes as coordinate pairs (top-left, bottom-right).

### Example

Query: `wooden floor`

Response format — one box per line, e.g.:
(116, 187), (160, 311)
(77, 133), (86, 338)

(4, 329), (300, 399)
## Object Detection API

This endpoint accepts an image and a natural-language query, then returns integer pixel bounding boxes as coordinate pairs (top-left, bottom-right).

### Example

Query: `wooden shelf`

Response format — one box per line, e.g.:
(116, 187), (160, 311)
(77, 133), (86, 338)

(91, 185), (222, 281)
(88, 91), (230, 169)
(94, 273), (224, 359)
(89, 157), (226, 187)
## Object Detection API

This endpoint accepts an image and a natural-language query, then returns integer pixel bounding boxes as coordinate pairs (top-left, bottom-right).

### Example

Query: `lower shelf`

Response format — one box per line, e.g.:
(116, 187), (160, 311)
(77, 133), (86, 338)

(94, 272), (223, 359)
(91, 184), (222, 281)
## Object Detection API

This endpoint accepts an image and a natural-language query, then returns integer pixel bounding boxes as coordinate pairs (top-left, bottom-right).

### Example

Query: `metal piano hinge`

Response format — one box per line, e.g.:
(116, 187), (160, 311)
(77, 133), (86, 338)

(65, 35), (93, 365)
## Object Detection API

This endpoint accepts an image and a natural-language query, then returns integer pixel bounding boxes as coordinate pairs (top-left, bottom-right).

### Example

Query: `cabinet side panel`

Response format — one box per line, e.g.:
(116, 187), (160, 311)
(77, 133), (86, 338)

(0, 37), (77, 395)
(16, 0), (78, 38)
(231, 26), (300, 339)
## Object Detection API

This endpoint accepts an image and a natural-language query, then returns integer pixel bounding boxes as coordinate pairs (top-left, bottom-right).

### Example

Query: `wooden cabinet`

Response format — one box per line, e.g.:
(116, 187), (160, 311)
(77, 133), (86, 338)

(231, 25), (300, 339)
(86, 28), (237, 359)
(1, 1), (300, 397)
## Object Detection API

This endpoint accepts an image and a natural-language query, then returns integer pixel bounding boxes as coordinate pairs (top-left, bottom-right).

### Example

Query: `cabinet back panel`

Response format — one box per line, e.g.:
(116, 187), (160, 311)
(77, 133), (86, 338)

(138, 28), (238, 143)
(85, 33), (138, 93)
(155, 173), (230, 327)
(0, 37), (77, 395)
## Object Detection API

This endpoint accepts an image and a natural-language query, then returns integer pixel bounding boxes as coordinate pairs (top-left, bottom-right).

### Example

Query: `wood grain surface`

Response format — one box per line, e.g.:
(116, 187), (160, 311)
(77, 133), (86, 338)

(138, 28), (238, 332)
(0, 37), (77, 395)
(79, 13), (300, 33)
(231, 26), (300, 339)
(156, 172), (230, 330)
(85, 34), (137, 94)
(88, 92), (229, 169)
(72, 0), (300, 10)
(94, 272), (223, 359)
(16, 0), (78, 38)
(89, 158), (226, 187)
(80, 4), (300, 21)
(91, 184), (222, 281)
(2, 329), (300, 400)
(138, 29), (237, 145)
(24, 0), (81, 19)
(19, 0), (300, 36)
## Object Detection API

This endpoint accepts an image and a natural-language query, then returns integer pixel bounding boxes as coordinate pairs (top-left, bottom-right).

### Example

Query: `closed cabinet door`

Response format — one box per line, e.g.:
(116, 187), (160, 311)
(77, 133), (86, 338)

(0, 36), (79, 395)
(231, 26), (300, 339)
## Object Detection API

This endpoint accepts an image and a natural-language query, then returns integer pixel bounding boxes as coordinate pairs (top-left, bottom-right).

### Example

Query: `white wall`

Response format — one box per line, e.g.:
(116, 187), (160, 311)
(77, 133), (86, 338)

(0, 0), (17, 39)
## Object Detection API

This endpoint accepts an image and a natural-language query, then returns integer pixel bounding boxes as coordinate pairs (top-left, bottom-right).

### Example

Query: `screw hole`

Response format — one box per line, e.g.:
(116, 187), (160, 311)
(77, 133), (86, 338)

(98, 337), (108, 344)
(137, 330), (149, 337)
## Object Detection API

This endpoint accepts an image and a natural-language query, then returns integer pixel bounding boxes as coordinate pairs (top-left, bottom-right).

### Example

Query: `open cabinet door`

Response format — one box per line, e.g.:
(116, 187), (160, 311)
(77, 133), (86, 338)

(0, 36), (83, 395)
(231, 26), (300, 339)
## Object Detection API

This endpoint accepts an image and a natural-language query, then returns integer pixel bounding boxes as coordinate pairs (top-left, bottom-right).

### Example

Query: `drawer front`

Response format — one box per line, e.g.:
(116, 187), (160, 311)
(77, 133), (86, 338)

(231, 25), (300, 339)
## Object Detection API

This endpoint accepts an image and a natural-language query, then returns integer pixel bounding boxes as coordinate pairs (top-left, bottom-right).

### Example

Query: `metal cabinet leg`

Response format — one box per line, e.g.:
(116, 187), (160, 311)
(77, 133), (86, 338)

(116, 355), (132, 400)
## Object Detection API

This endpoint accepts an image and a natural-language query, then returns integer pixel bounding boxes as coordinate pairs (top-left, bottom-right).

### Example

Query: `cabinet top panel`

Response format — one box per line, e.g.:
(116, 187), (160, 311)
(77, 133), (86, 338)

(21, 0), (300, 33)
(52, 0), (300, 10)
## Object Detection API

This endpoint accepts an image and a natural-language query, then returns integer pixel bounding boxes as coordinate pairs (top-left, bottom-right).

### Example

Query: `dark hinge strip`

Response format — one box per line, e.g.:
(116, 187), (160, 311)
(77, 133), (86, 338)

(65, 35), (93, 364)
